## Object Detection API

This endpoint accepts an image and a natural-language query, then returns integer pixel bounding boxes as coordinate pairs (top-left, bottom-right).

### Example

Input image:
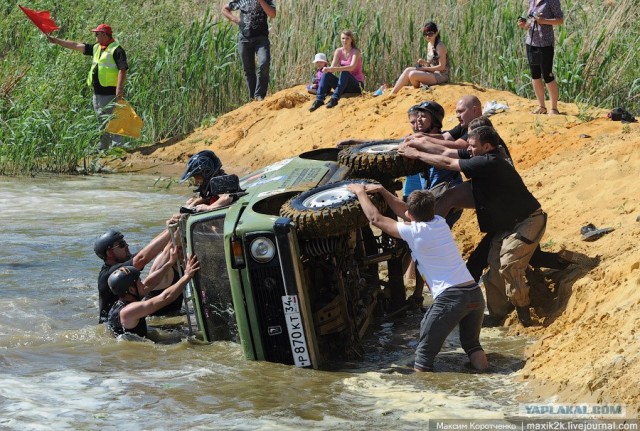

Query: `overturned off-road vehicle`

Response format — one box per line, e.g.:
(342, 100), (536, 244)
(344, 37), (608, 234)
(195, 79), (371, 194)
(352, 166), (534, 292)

(179, 142), (424, 369)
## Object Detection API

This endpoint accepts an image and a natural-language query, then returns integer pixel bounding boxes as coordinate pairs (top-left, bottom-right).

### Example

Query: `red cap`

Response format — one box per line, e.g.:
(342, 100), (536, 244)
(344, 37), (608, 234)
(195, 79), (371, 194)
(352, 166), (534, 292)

(90, 24), (112, 35)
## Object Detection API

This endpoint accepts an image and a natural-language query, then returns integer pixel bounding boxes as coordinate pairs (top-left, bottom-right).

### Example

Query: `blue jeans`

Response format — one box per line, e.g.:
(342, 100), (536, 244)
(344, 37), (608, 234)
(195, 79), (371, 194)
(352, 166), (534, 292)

(414, 286), (485, 371)
(316, 71), (362, 102)
(238, 35), (271, 99)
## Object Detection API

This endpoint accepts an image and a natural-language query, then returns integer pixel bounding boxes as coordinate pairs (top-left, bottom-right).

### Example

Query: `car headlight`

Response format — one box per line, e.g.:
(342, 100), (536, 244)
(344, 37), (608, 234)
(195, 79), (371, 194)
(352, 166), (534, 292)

(250, 237), (276, 263)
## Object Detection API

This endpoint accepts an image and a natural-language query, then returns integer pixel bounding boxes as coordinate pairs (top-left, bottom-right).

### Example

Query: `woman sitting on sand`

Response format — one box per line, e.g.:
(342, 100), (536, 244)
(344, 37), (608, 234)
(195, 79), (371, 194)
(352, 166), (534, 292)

(389, 22), (449, 95)
(309, 29), (365, 111)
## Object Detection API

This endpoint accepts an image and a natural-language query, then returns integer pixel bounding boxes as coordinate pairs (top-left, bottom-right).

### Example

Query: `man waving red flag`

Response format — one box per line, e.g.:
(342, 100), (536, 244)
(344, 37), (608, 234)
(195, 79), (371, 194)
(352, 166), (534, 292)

(19, 5), (60, 34)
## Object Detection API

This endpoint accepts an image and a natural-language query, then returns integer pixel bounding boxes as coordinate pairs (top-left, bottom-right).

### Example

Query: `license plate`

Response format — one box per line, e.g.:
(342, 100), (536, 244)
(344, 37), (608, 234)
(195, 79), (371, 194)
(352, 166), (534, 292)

(281, 295), (311, 367)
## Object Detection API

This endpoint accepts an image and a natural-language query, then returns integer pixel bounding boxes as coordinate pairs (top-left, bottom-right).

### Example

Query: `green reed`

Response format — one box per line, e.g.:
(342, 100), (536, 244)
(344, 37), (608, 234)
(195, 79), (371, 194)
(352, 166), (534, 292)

(1, 0), (638, 174)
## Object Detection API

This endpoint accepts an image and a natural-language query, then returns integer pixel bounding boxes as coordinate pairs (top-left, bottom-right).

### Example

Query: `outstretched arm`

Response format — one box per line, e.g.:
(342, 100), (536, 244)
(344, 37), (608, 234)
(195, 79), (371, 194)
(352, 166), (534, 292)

(46, 35), (84, 52)
(347, 184), (401, 238)
(398, 146), (462, 172)
(404, 132), (467, 149)
(400, 139), (459, 157)
(143, 243), (178, 292)
(195, 194), (234, 212)
(131, 214), (180, 269)
(363, 183), (410, 221)
(120, 255), (199, 329)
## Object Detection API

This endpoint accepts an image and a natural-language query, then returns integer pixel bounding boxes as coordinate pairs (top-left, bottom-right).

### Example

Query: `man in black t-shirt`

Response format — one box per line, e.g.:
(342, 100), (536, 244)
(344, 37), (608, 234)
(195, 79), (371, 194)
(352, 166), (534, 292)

(399, 126), (546, 326)
(222, 0), (277, 101)
(47, 24), (128, 150)
(94, 215), (180, 323)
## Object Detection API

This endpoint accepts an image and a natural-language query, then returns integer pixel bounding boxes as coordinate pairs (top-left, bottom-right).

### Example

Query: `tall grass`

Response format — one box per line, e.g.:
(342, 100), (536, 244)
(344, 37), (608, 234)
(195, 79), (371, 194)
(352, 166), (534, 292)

(1, 0), (638, 174)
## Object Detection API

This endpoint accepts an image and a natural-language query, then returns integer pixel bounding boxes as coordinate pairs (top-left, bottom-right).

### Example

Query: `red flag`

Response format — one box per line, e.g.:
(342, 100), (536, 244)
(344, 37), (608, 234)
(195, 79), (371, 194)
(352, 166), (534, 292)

(19, 5), (60, 34)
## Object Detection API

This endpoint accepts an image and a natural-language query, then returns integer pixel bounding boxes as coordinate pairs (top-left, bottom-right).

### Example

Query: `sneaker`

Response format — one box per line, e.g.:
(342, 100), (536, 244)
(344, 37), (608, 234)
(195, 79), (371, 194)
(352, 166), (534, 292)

(255, 96), (264, 101)
(326, 98), (338, 108)
(516, 306), (533, 327)
(309, 100), (323, 112)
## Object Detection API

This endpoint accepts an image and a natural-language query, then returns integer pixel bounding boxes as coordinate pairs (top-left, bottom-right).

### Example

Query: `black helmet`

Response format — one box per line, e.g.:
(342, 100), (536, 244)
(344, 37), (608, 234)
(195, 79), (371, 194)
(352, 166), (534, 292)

(94, 229), (124, 260)
(108, 266), (140, 296)
(179, 150), (222, 183)
(414, 100), (445, 130)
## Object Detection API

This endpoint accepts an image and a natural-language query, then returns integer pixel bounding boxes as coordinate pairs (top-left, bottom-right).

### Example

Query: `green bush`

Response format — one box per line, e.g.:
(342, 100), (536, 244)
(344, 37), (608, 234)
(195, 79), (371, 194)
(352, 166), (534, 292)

(1, 0), (638, 174)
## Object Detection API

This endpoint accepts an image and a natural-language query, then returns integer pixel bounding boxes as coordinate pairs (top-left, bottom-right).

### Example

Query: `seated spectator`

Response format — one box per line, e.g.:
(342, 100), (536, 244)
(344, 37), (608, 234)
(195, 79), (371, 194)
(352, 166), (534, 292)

(309, 29), (364, 111)
(390, 22), (449, 95)
(307, 53), (328, 95)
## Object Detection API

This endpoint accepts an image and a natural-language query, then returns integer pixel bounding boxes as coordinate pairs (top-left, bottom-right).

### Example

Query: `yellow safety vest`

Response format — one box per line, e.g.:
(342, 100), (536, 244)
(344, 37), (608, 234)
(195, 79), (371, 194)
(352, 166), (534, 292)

(87, 41), (120, 88)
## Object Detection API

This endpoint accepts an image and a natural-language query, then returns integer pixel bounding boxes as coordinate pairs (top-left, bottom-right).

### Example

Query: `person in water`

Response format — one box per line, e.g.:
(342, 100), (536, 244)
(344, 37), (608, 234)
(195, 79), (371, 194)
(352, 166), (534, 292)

(106, 253), (200, 338)
(94, 215), (181, 323)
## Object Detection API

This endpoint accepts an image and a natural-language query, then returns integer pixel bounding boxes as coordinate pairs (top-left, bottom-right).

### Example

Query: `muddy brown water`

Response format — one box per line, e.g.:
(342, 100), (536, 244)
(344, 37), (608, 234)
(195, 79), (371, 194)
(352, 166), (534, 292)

(0, 174), (529, 430)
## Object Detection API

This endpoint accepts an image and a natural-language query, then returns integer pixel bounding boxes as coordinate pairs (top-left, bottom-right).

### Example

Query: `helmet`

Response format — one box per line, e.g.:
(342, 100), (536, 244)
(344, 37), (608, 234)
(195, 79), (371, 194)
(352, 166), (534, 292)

(415, 101), (445, 130)
(179, 150), (222, 183)
(94, 229), (124, 260)
(108, 266), (140, 296)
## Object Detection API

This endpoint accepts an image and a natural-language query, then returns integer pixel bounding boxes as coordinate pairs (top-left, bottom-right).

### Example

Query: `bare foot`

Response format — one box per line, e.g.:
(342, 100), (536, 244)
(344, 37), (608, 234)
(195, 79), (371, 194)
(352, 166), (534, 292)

(470, 350), (489, 371)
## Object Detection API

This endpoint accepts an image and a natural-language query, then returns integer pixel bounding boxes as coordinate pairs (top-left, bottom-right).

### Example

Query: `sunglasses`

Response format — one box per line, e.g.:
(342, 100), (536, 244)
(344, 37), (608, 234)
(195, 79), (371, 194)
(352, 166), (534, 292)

(108, 240), (128, 250)
(423, 31), (435, 37)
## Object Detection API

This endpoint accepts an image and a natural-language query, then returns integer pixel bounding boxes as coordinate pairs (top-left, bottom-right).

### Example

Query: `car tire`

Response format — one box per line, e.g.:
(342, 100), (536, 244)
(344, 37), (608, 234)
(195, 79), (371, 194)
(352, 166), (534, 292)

(280, 179), (388, 239)
(338, 139), (425, 180)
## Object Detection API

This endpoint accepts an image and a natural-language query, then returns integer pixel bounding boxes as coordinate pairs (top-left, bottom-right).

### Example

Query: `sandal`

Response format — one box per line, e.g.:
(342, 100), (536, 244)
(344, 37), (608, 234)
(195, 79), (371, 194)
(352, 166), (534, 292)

(548, 109), (561, 115)
(531, 106), (547, 114)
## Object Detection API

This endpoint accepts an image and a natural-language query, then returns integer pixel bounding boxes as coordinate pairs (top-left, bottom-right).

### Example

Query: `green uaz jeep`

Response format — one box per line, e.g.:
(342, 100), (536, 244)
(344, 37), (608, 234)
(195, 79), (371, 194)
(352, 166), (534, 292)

(181, 142), (422, 369)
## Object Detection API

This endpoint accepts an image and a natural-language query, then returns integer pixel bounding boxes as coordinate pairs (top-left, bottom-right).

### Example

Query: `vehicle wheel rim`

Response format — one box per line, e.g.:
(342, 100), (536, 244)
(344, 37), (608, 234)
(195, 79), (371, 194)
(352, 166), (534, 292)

(362, 144), (399, 154)
(302, 186), (354, 208)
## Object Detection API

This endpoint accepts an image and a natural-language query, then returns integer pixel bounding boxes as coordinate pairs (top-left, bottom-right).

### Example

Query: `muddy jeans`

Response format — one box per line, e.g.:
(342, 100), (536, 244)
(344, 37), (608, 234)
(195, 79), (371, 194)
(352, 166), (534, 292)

(484, 209), (547, 318)
(93, 94), (123, 150)
(414, 285), (485, 371)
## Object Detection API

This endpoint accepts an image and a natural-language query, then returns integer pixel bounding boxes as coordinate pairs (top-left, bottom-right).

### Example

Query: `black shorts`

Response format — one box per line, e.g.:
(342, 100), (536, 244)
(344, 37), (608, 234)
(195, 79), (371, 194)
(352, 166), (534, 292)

(526, 44), (555, 83)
